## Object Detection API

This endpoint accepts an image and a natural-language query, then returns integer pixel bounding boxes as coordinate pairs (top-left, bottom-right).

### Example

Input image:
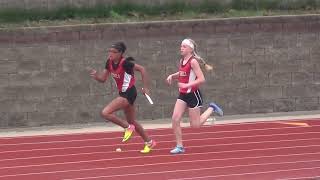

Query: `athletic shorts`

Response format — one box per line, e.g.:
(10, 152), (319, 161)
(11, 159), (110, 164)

(119, 86), (137, 105)
(178, 89), (203, 108)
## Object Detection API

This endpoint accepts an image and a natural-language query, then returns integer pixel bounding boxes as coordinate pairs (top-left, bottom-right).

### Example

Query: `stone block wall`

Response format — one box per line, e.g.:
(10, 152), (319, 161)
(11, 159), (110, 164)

(0, 15), (319, 128)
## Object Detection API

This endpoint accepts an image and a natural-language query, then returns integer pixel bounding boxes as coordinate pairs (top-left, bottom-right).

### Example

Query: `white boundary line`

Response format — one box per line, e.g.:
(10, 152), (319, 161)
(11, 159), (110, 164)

(0, 138), (319, 170)
(63, 160), (320, 180)
(169, 167), (320, 180)
(1, 124), (319, 147)
(0, 115), (318, 138)
(277, 176), (320, 180)
(1, 151), (319, 178)
(1, 129), (319, 155)
(1, 131), (319, 161)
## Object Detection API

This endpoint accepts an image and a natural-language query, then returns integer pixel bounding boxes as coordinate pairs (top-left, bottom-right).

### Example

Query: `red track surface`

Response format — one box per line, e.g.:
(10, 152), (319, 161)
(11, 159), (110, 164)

(0, 119), (319, 180)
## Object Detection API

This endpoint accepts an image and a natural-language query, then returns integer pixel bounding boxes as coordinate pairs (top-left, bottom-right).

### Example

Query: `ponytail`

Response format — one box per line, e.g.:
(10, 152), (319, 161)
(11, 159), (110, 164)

(125, 56), (135, 62)
(189, 39), (213, 71)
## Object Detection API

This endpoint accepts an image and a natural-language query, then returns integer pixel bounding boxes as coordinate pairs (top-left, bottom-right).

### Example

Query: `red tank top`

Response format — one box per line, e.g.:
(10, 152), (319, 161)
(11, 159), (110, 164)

(108, 58), (135, 92)
(178, 56), (198, 93)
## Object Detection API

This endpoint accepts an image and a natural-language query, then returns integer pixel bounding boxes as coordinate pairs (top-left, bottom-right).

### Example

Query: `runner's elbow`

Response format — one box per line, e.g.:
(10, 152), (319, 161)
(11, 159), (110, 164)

(199, 77), (205, 84)
(140, 67), (146, 74)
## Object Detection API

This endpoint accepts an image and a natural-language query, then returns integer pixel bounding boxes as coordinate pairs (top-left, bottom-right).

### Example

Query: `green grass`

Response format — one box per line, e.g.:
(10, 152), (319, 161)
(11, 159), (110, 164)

(0, 0), (320, 28)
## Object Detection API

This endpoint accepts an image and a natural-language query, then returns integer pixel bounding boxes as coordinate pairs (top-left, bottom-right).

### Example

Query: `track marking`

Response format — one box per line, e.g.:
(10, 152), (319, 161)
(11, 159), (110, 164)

(1, 151), (319, 178)
(1, 118), (318, 139)
(1, 124), (319, 147)
(1, 118), (318, 179)
(277, 176), (320, 180)
(0, 139), (319, 171)
(63, 160), (320, 180)
(276, 122), (310, 127)
(1, 131), (319, 161)
(169, 167), (320, 180)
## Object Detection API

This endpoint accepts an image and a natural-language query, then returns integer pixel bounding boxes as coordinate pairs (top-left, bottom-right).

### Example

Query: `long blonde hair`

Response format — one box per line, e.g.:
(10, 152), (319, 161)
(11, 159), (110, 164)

(185, 39), (213, 71)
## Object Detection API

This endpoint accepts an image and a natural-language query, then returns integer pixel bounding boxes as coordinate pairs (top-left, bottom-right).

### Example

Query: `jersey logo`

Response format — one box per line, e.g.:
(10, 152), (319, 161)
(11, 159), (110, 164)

(111, 73), (121, 79)
(179, 71), (187, 77)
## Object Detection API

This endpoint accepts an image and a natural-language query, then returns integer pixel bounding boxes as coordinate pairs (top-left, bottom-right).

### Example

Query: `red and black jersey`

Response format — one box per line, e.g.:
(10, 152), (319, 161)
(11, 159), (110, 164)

(178, 56), (199, 93)
(105, 57), (135, 92)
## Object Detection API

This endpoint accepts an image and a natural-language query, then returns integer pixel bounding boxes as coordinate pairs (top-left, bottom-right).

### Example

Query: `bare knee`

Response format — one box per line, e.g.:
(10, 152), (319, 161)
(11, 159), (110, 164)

(172, 115), (181, 128)
(101, 110), (112, 120)
(190, 122), (201, 128)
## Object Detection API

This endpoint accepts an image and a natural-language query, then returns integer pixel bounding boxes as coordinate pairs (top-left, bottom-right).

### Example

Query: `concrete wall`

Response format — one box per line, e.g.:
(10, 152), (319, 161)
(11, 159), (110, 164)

(0, 15), (320, 128)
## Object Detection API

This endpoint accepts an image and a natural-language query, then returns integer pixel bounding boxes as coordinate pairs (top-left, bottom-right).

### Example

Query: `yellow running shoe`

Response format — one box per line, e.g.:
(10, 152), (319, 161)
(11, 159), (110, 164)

(122, 124), (135, 142)
(140, 140), (156, 154)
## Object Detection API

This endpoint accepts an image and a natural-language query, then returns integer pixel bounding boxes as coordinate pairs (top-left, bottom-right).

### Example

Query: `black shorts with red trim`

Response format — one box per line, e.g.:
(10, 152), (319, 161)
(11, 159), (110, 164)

(119, 86), (137, 105)
(178, 89), (203, 108)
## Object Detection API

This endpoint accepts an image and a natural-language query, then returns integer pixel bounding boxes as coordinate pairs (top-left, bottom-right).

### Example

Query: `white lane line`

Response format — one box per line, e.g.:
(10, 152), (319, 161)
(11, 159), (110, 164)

(169, 167), (320, 180)
(1, 152), (319, 178)
(0, 138), (319, 171)
(0, 128), (319, 155)
(64, 160), (320, 180)
(1, 117), (318, 139)
(1, 131), (319, 161)
(277, 176), (320, 180)
(1, 124), (318, 147)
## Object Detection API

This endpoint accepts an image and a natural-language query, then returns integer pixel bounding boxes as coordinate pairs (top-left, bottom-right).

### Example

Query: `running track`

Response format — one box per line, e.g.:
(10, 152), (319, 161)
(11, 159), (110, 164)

(0, 119), (319, 180)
